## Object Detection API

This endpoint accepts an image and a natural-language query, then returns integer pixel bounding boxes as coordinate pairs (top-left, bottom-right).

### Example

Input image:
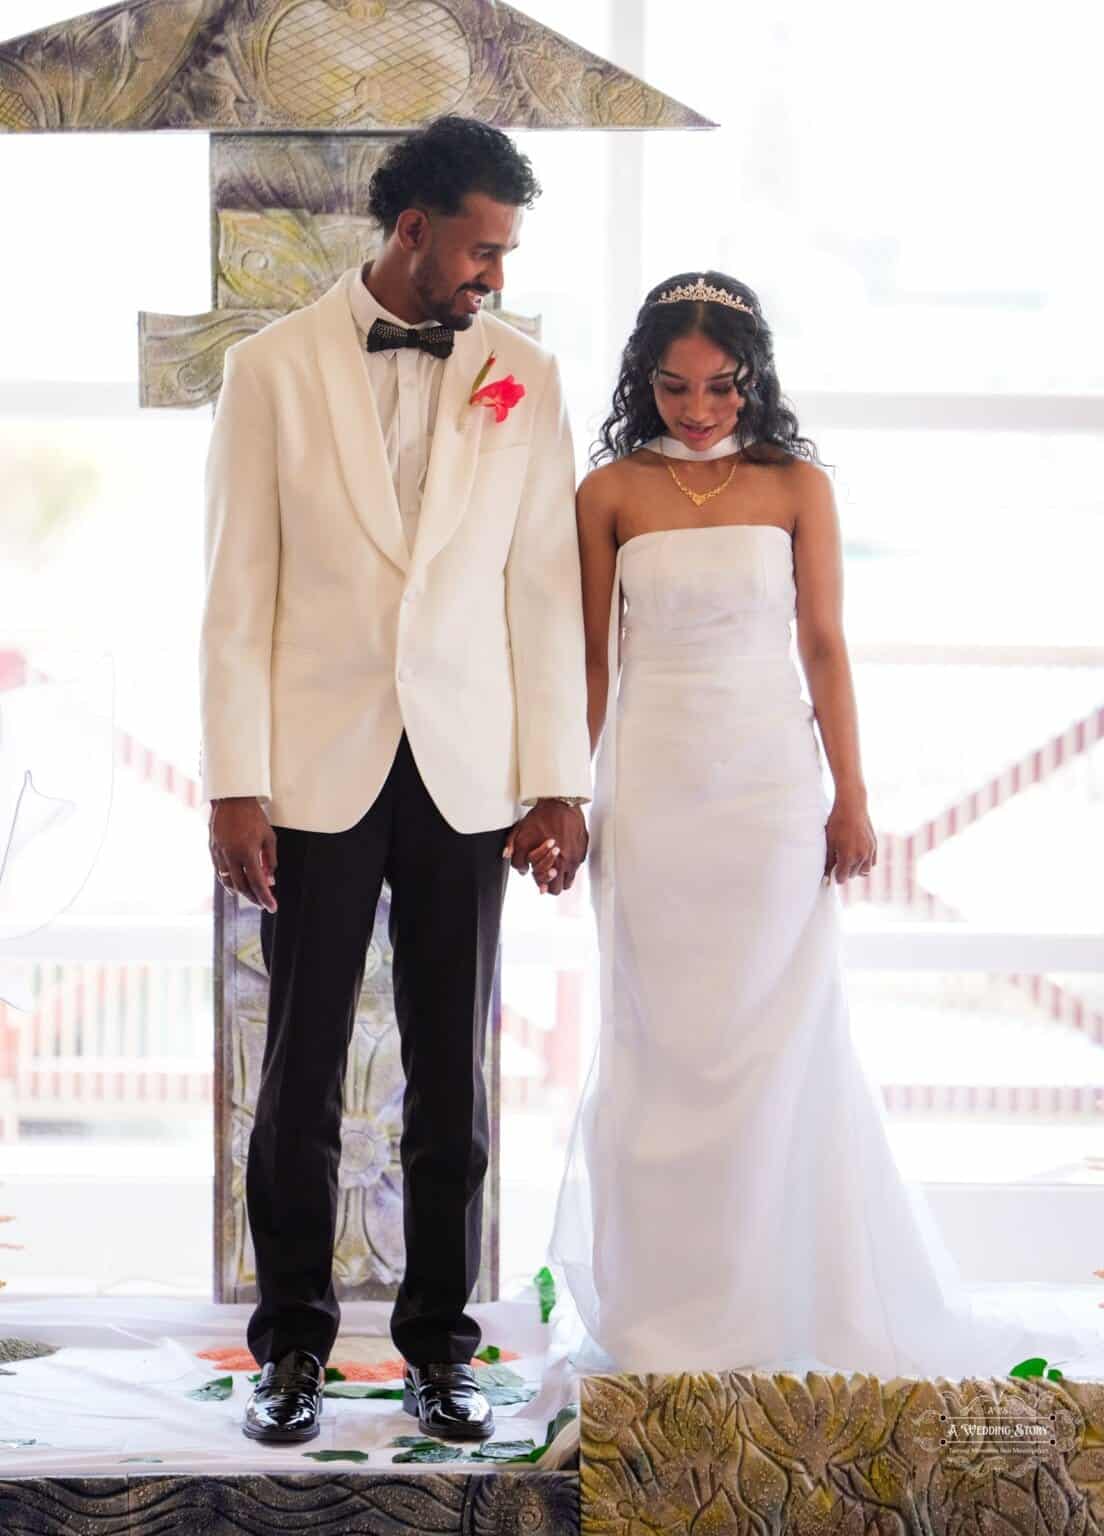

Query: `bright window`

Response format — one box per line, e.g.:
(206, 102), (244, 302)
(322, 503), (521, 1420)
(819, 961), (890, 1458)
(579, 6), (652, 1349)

(1, 0), (1100, 1298)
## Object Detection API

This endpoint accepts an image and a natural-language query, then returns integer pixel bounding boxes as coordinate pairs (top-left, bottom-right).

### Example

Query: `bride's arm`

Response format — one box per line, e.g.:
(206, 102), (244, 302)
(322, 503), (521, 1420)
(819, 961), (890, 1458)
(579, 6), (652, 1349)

(792, 462), (877, 882)
(576, 468), (621, 757)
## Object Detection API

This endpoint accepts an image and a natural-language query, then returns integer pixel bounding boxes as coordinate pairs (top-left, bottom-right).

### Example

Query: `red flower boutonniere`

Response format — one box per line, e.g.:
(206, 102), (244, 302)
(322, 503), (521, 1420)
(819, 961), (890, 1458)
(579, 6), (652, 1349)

(464, 353), (525, 425)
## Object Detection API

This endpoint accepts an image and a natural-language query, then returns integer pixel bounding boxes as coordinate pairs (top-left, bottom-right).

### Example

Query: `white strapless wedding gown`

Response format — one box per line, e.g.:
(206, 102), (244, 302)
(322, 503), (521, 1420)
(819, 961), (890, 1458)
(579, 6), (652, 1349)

(549, 524), (1100, 1379)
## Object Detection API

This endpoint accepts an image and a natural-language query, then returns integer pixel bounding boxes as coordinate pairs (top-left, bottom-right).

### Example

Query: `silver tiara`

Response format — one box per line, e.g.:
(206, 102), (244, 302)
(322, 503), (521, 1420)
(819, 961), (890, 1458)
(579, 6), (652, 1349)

(652, 276), (756, 317)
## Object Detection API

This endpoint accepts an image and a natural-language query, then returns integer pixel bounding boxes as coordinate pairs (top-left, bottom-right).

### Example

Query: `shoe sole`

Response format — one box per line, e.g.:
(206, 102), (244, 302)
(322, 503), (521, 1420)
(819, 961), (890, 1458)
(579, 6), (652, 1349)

(402, 1385), (495, 1442)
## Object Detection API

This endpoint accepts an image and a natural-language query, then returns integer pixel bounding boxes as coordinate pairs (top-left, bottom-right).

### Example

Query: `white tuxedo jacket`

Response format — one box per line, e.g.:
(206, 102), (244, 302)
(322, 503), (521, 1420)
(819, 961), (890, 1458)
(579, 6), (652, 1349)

(200, 267), (592, 834)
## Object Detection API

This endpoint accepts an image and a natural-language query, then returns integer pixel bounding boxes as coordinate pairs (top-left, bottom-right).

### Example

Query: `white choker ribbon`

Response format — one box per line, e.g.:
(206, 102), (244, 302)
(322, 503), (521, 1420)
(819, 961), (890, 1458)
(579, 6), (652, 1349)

(644, 434), (745, 461)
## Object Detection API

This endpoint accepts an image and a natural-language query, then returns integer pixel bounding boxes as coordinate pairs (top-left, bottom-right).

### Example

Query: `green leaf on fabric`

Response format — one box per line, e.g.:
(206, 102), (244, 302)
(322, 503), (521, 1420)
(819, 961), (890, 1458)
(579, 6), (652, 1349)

(533, 1265), (556, 1323)
(187, 1376), (233, 1401)
(323, 1382), (404, 1399)
(471, 1438), (538, 1462)
(493, 1406), (581, 1467)
(474, 1364), (537, 1407)
(1047, 1368), (1064, 1380)
(1009, 1357), (1048, 1379)
(546, 1405), (578, 1443)
(390, 1435), (439, 1447)
(474, 1345), (502, 1363)
(482, 1383), (534, 1406)
(476, 1364), (526, 1386)
(303, 1449), (372, 1463)
(393, 1441), (463, 1464)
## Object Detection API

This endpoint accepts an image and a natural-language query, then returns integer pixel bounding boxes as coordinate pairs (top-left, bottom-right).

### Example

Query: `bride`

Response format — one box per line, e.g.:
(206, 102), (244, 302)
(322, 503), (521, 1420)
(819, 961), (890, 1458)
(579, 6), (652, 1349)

(538, 270), (1098, 1379)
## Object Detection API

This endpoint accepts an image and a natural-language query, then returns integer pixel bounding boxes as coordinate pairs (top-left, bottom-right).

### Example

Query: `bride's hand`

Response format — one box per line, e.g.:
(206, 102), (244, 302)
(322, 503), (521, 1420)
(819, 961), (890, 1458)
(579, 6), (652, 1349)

(824, 793), (876, 885)
(502, 831), (563, 894)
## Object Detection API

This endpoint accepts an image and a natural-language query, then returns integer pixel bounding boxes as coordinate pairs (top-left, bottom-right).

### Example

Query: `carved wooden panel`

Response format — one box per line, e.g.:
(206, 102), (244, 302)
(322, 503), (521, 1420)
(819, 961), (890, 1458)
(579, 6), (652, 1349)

(0, 1473), (578, 1534)
(215, 861), (502, 1301)
(0, 0), (713, 134)
(139, 308), (281, 408)
(581, 1370), (1104, 1535)
(139, 136), (540, 408)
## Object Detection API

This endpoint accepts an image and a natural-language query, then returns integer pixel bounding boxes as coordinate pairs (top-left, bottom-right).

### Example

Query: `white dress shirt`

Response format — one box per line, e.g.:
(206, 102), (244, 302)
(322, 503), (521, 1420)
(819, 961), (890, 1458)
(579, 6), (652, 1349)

(347, 263), (448, 557)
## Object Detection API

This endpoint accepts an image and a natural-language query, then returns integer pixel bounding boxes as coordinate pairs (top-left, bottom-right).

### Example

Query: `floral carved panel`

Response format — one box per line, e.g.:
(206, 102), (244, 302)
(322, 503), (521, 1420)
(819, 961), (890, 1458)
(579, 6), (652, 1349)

(580, 1370), (1104, 1535)
(139, 136), (539, 408)
(215, 880), (502, 1303)
(0, 0), (713, 134)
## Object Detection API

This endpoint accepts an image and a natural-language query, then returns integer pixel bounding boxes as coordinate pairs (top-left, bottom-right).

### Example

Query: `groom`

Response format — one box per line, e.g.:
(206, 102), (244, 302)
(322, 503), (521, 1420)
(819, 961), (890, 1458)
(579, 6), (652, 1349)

(200, 115), (591, 1444)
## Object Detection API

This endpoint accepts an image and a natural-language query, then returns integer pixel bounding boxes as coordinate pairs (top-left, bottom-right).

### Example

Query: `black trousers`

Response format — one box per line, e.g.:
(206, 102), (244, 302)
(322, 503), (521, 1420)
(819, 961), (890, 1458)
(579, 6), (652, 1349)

(246, 731), (512, 1368)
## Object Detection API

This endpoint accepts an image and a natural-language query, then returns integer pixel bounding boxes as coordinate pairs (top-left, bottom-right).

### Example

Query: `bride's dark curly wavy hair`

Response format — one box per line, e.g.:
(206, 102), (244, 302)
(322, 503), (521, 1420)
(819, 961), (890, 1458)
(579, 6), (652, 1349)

(592, 269), (824, 469)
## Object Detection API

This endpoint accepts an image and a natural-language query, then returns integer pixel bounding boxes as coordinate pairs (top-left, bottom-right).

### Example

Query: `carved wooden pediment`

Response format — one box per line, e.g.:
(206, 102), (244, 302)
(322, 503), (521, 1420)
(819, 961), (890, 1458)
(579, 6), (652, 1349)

(0, 0), (715, 133)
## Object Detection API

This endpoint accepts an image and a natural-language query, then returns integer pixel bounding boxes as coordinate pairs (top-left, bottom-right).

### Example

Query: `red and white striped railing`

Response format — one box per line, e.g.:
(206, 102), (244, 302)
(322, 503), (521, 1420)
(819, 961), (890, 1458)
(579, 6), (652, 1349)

(0, 961), (213, 1139)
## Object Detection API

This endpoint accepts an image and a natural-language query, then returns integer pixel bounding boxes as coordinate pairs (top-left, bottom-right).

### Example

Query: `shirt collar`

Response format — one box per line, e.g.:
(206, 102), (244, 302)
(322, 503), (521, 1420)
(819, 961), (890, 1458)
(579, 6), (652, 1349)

(349, 262), (440, 338)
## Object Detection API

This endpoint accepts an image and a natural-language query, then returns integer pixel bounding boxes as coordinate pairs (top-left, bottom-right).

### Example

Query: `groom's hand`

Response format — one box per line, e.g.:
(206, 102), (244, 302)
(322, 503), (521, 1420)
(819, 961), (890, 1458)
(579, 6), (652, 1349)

(209, 796), (278, 912)
(503, 801), (588, 895)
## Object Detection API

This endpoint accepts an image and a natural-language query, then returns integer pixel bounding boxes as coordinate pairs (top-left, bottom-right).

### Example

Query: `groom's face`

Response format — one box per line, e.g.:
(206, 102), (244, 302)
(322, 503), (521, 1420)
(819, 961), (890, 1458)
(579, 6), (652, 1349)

(409, 192), (523, 331)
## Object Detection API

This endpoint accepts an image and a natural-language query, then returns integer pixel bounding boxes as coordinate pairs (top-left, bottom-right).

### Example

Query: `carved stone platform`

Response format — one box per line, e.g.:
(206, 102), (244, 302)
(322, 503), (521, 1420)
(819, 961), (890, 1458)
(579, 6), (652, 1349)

(581, 1369), (1104, 1535)
(5, 1370), (1104, 1533)
(0, 1472), (579, 1534)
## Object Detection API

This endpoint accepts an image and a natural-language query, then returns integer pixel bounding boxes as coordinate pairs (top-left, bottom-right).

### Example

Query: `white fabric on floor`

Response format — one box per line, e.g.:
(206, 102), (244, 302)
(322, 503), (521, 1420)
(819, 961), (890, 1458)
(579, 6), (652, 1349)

(0, 1285), (1100, 1479)
(0, 1297), (568, 1475)
(545, 1279), (1104, 1382)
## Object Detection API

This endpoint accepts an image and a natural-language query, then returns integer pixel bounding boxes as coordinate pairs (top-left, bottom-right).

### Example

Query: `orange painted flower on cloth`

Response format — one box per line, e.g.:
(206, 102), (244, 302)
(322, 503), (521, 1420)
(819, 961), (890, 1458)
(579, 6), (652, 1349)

(196, 1346), (519, 1379)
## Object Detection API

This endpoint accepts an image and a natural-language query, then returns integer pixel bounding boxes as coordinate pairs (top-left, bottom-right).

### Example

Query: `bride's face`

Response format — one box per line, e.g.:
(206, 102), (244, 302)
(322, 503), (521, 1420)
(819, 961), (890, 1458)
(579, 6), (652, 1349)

(651, 332), (749, 451)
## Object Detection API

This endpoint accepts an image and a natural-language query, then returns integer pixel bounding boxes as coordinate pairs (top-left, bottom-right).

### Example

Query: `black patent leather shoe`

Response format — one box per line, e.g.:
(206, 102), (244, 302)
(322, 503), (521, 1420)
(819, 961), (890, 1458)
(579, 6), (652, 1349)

(402, 1362), (495, 1441)
(242, 1348), (325, 1443)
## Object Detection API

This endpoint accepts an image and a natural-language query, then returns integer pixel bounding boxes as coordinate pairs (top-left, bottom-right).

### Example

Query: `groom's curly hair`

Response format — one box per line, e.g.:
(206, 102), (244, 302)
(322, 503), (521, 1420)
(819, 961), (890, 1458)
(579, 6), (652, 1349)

(367, 115), (541, 234)
(592, 270), (825, 469)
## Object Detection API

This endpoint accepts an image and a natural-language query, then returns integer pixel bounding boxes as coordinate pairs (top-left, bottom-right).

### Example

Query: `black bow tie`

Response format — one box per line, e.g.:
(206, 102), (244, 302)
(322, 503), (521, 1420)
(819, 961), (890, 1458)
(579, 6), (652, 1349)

(366, 317), (454, 360)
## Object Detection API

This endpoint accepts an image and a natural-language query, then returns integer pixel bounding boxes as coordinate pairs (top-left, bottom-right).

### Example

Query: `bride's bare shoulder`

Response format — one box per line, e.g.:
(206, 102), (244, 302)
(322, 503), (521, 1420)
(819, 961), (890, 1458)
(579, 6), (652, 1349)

(784, 454), (832, 484)
(580, 449), (657, 495)
(785, 455), (835, 505)
(577, 455), (638, 508)
(785, 457), (839, 544)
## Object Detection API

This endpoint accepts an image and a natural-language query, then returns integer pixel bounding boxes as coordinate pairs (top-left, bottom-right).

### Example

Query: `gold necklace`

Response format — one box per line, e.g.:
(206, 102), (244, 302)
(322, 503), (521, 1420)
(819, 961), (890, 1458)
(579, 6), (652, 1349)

(663, 456), (739, 508)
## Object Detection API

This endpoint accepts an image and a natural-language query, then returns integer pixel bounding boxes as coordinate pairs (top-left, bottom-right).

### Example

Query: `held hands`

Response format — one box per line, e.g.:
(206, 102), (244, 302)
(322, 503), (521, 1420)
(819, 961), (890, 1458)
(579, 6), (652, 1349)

(503, 800), (588, 895)
(209, 797), (278, 912)
(823, 789), (876, 886)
